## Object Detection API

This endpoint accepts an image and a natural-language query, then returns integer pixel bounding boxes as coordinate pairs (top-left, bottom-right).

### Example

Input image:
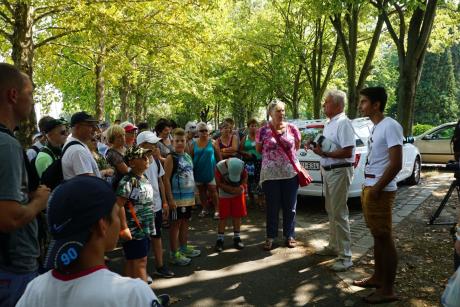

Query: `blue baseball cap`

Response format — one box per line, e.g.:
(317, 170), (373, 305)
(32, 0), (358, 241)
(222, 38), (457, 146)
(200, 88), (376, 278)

(45, 176), (116, 270)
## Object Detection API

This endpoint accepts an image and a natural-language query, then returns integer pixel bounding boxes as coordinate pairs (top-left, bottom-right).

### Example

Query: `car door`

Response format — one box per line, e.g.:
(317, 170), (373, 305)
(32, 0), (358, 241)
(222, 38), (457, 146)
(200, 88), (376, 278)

(417, 125), (455, 163)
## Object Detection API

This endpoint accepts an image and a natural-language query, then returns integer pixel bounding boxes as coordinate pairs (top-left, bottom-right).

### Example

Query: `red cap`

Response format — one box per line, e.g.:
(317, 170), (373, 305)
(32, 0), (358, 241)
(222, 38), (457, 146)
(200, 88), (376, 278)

(123, 123), (138, 133)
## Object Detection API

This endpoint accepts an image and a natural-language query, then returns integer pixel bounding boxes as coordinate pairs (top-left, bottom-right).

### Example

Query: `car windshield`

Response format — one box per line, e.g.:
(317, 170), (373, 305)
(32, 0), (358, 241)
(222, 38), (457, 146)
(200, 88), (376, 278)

(300, 124), (367, 147)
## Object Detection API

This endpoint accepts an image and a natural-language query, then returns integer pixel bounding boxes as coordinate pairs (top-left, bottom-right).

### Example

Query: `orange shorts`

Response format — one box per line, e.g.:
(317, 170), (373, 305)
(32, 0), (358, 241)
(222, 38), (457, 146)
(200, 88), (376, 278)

(361, 187), (396, 237)
(218, 194), (247, 220)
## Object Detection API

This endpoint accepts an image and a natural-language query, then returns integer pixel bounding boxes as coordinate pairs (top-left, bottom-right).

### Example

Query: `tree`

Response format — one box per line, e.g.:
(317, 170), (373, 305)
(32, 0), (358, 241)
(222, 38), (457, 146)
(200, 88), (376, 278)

(372, 0), (438, 135)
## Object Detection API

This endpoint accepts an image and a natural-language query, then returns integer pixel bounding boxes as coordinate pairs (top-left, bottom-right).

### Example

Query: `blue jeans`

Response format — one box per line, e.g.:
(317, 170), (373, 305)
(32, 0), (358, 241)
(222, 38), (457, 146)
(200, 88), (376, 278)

(262, 175), (299, 239)
(0, 269), (38, 307)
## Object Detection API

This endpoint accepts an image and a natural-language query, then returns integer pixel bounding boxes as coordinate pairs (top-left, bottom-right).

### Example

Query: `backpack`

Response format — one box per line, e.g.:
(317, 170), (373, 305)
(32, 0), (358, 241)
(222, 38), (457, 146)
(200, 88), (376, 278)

(40, 141), (83, 190)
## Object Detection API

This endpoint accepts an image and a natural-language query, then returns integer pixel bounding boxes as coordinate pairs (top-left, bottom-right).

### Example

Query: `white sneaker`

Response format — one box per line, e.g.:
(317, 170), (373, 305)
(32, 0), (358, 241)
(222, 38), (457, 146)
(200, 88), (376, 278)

(315, 246), (338, 256)
(331, 259), (353, 272)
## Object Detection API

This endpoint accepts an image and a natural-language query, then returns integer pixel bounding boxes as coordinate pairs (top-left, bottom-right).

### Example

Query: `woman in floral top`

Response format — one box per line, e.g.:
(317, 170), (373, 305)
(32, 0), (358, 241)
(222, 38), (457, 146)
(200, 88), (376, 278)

(256, 99), (301, 251)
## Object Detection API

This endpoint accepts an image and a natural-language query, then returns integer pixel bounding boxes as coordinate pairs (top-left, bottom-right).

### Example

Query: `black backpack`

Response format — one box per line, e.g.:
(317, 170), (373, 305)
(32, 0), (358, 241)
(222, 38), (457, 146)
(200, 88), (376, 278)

(40, 141), (83, 190)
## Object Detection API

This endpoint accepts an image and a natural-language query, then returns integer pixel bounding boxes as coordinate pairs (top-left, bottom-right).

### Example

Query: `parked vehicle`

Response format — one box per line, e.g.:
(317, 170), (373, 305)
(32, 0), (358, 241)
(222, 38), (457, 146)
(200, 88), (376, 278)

(414, 122), (456, 164)
(292, 117), (421, 198)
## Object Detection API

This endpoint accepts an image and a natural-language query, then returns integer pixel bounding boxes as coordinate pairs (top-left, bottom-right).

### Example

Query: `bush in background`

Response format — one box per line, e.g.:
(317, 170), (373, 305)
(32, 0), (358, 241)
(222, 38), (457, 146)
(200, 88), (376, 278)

(413, 124), (434, 136)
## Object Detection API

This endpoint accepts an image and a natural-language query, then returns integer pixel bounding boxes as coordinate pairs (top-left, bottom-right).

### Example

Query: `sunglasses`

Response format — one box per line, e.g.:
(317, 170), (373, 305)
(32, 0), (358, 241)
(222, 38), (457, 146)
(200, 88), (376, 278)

(199, 130), (208, 133)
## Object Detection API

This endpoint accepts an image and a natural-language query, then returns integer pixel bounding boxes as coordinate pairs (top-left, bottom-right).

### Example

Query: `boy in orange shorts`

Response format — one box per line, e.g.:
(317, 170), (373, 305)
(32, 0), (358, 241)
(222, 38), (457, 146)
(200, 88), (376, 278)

(214, 157), (248, 252)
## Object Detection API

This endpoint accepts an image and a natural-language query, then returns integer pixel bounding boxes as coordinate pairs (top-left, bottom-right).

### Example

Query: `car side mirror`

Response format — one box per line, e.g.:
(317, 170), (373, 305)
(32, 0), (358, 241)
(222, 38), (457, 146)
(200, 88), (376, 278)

(422, 134), (434, 140)
(404, 136), (414, 144)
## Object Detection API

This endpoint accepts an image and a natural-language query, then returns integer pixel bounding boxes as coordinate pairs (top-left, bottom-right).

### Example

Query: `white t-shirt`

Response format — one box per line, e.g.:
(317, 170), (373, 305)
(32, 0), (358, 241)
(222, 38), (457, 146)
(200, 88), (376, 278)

(26, 141), (44, 161)
(144, 157), (165, 212)
(62, 136), (101, 180)
(364, 117), (403, 191)
(16, 266), (159, 307)
(321, 112), (356, 166)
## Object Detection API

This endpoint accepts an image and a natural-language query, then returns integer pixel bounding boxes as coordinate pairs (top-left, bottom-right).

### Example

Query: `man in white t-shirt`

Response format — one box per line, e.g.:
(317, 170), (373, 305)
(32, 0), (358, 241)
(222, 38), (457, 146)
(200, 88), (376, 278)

(137, 131), (174, 279)
(62, 111), (101, 180)
(353, 87), (402, 304)
(310, 90), (355, 272)
(16, 176), (164, 307)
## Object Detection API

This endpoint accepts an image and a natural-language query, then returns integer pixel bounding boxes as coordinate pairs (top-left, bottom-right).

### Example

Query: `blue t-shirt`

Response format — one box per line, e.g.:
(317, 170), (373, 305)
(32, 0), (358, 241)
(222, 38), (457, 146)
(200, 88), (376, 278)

(192, 140), (216, 183)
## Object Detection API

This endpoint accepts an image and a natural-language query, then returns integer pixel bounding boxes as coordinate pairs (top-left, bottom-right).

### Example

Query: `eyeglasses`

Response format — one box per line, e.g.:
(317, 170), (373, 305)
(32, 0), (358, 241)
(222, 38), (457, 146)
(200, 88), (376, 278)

(199, 130), (208, 133)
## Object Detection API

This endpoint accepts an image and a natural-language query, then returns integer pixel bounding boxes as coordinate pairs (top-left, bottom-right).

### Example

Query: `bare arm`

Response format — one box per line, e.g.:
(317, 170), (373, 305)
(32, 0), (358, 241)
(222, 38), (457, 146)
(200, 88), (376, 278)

(115, 162), (129, 175)
(213, 140), (222, 162)
(158, 176), (169, 217)
(163, 155), (176, 210)
(0, 185), (50, 232)
(215, 173), (243, 195)
(312, 145), (354, 159)
(116, 196), (131, 240)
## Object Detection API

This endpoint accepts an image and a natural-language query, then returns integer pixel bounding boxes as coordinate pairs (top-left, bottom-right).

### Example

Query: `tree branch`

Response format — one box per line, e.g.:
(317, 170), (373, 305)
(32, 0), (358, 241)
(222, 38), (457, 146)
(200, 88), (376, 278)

(414, 0), (438, 59)
(34, 8), (67, 24)
(56, 53), (92, 71)
(0, 28), (12, 41)
(1, 0), (14, 16)
(0, 9), (13, 25)
(35, 29), (81, 49)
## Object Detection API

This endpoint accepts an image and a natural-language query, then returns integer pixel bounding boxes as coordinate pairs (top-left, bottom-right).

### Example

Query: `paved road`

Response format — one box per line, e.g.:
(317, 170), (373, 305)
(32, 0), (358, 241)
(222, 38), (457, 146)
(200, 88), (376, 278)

(106, 170), (452, 306)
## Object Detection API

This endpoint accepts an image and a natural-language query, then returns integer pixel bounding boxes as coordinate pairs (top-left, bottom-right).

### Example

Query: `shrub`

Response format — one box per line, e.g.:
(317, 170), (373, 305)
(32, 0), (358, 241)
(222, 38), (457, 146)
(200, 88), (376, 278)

(413, 123), (434, 136)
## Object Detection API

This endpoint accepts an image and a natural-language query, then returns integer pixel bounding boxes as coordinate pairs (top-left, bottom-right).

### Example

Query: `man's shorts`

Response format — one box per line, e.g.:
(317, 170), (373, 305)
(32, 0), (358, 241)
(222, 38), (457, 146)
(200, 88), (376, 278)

(0, 269), (38, 307)
(170, 206), (192, 221)
(151, 210), (163, 238)
(195, 178), (216, 186)
(361, 186), (396, 237)
(219, 194), (247, 220)
(122, 237), (150, 260)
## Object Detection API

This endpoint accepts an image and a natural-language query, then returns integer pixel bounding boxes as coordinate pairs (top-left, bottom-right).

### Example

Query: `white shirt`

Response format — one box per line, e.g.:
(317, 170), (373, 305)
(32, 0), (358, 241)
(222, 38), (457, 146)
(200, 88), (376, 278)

(26, 141), (44, 161)
(16, 266), (159, 307)
(62, 136), (101, 180)
(144, 156), (165, 212)
(321, 112), (356, 166)
(364, 117), (403, 191)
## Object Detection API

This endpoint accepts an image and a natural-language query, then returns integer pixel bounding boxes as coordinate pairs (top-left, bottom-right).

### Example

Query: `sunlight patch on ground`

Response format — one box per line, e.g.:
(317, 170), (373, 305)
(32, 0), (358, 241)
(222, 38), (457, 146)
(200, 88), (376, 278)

(294, 283), (318, 306)
(154, 252), (306, 290)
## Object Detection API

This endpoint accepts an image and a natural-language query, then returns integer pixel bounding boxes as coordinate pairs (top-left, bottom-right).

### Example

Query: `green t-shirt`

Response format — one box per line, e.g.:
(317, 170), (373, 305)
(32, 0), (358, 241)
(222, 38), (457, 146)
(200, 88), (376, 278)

(35, 151), (55, 178)
(116, 173), (155, 240)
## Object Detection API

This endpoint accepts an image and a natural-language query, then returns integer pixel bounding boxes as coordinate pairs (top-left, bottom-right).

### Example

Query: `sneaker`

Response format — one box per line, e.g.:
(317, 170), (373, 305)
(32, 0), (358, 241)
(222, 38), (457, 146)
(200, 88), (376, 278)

(147, 275), (153, 285)
(331, 259), (353, 272)
(198, 209), (209, 218)
(315, 246), (338, 256)
(154, 266), (175, 278)
(233, 237), (244, 250)
(213, 212), (220, 220)
(215, 239), (224, 252)
(179, 245), (201, 258)
(157, 294), (170, 307)
(169, 251), (191, 266)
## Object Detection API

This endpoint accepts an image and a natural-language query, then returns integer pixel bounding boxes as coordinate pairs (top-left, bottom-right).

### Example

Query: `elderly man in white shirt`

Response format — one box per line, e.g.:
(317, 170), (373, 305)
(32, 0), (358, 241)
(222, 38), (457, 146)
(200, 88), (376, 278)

(309, 90), (355, 272)
(62, 111), (101, 180)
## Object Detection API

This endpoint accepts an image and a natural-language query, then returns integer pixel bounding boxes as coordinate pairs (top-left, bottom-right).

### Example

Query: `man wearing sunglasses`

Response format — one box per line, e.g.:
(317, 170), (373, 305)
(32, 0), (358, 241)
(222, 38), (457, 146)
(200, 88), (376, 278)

(62, 111), (101, 180)
(34, 118), (68, 178)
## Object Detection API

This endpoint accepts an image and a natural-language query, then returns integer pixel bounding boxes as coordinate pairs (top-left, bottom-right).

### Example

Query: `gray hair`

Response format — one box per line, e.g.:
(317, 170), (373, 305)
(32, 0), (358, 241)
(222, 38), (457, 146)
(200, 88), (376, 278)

(325, 89), (347, 108)
(196, 122), (209, 131)
(267, 98), (285, 116)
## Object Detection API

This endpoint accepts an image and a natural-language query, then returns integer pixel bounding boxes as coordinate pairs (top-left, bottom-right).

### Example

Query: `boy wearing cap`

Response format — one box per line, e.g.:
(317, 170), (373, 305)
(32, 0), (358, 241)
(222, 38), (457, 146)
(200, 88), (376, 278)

(137, 131), (174, 278)
(116, 145), (155, 282)
(62, 111), (101, 180)
(35, 118), (68, 177)
(214, 157), (248, 252)
(16, 176), (161, 307)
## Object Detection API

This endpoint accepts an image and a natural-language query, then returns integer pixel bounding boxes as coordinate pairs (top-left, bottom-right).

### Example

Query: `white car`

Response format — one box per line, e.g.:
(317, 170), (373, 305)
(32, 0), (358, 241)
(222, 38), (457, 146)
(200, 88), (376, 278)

(293, 117), (421, 198)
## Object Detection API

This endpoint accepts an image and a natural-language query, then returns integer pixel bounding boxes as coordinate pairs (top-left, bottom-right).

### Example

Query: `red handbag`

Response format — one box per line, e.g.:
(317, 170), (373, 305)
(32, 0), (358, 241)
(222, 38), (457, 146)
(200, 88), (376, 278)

(269, 124), (312, 187)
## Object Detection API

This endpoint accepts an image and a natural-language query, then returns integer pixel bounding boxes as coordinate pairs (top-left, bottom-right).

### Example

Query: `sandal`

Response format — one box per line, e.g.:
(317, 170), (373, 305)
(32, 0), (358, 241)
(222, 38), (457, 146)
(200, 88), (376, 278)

(198, 209), (209, 218)
(263, 239), (273, 251)
(363, 292), (399, 304)
(352, 278), (381, 289)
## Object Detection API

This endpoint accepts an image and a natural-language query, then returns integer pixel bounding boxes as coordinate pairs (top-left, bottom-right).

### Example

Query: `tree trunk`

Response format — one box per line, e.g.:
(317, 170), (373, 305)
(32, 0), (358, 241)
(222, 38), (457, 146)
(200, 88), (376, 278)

(134, 90), (143, 124)
(95, 45), (105, 121)
(11, 2), (36, 147)
(291, 64), (302, 119)
(119, 76), (130, 121)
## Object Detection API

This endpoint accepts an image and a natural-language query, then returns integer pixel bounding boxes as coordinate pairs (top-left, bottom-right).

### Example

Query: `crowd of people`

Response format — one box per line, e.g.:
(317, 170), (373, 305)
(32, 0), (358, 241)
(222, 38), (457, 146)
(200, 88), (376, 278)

(0, 61), (440, 306)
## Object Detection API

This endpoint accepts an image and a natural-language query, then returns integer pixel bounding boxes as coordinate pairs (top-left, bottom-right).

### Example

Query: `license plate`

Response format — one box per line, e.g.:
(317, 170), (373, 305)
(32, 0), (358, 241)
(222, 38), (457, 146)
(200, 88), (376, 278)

(301, 161), (320, 170)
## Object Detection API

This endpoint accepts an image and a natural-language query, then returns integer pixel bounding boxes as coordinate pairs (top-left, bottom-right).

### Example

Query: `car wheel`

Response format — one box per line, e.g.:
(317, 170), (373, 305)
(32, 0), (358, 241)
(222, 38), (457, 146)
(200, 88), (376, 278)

(406, 156), (421, 185)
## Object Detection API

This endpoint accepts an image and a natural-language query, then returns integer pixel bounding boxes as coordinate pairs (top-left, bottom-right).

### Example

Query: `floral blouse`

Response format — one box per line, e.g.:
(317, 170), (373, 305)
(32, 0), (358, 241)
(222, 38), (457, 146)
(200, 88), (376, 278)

(256, 122), (301, 184)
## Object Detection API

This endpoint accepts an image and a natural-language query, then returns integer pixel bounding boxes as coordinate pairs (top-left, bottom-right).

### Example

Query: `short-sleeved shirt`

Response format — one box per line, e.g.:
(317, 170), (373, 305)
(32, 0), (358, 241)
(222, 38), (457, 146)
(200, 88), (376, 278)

(157, 140), (173, 158)
(0, 128), (38, 273)
(62, 137), (100, 180)
(35, 146), (60, 178)
(215, 160), (247, 198)
(26, 141), (44, 162)
(256, 123), (301, 184)
(321, 112), (356, 166)
(364, 117), (404, 191)
(170, 153), (195, 206)
(105, 148), (125, 182)
(144, 157), (165, 212)
(16, 266), (159, 307)
(117, 173), (155, 239)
